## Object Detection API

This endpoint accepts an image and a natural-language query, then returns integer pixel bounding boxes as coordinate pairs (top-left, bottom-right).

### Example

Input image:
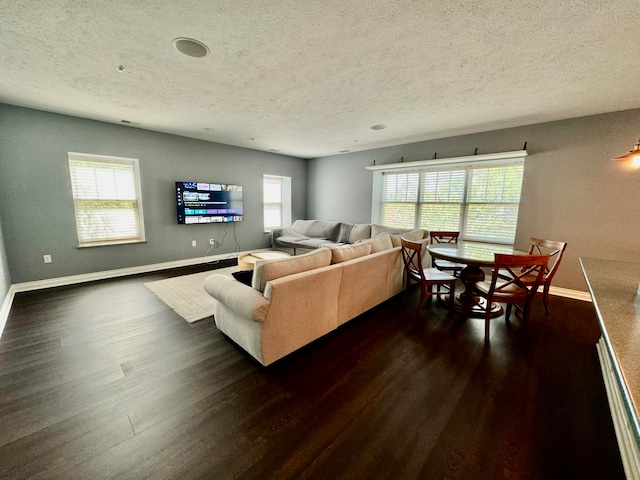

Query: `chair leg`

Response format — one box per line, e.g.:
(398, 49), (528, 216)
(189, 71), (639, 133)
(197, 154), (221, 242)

(417, 285), (427, 315)
(505, 303), (512, 321)
(522, 298), (534, 336)
(448, 281), (455, 310)
(403, 275), (411, 302)
(484, 308), (492, 342)
(542, 284), (550, 314)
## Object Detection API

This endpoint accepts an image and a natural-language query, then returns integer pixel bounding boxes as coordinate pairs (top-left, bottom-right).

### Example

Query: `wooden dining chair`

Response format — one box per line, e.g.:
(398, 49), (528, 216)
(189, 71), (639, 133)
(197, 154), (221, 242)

(524, 238), (567, 314)
(428, 231), (465, 277)
(401, 237), (457, 315)
(497, 238), (567, 314)
(474, 253), (550, 341)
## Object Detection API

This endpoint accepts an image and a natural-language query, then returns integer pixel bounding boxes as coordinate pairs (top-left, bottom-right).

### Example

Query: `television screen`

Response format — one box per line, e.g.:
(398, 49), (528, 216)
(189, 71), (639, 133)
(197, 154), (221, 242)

(176, 181), (244, 224)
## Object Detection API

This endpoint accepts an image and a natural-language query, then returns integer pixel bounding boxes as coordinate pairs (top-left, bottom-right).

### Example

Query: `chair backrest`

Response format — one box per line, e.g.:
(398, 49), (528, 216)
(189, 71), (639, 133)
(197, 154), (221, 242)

(401, 237), (425, 281)
(490, 253), (550, 297)
(429, 231), (460, 244)
(527, 238), (567, 281)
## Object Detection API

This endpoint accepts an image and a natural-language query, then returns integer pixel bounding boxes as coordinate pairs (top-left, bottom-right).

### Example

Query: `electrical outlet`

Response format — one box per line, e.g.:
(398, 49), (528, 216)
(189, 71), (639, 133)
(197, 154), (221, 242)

(191, 240), (197, 247)
(209, 238), (215, 245)
(43, 254), (52, 263)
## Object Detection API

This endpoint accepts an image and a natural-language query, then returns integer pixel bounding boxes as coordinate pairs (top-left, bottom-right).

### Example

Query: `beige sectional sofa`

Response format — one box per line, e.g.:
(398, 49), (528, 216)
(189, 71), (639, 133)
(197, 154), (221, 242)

(204, 229), (425, 365)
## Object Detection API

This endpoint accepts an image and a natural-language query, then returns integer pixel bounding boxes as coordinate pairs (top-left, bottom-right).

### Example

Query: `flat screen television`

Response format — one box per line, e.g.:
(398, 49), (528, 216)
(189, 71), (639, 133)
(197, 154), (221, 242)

(175, 181), (244, 224)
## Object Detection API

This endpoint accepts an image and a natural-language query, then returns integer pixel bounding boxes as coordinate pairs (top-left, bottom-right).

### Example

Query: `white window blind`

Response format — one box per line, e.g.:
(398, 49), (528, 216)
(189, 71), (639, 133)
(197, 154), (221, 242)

(419, 170), (465, 232)
(381, 172), (419, 228)
(381, 160), (524, 244)
(263, 175), (282, 230)
(263, 174), (292, 232)
(68, 153), (145, 247)
(464, 165), (523, 243)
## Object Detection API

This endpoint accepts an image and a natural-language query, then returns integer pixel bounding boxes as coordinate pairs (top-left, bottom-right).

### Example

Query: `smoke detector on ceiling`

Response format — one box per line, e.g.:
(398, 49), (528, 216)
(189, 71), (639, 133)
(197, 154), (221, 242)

(172, 38), (209, 58)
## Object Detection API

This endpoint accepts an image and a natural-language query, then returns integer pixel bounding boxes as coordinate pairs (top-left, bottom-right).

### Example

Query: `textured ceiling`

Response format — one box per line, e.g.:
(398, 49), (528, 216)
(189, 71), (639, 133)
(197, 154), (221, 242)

(1, 0), (639, 158)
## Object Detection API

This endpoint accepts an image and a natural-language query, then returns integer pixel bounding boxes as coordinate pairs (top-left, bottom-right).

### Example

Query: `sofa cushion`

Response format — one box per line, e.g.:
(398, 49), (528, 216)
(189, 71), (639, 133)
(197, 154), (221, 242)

(290, 219), (316, 234)
(251, 247), (332, 292)
(337, 223), (354, 243)
(306, 221), (341, 241)
(370, 233), (394, 252)
(276, 235), (311, 245)
(371, 224), (417, 238)
(295, 238), (343, 249)
(348, 223), (372, 243)
(389, 229), (425, 247)
(356, 232), (394, 253)
(328, 242), (372, 264)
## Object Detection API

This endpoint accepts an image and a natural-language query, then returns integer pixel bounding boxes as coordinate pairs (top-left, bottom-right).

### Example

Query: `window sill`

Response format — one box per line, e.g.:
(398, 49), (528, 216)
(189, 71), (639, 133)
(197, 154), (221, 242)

(77, 239), (146, 248)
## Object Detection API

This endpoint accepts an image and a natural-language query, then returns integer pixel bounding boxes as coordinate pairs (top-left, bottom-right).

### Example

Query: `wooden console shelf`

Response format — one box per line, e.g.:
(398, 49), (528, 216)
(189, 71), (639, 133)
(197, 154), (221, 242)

(581, 257), (640, 479)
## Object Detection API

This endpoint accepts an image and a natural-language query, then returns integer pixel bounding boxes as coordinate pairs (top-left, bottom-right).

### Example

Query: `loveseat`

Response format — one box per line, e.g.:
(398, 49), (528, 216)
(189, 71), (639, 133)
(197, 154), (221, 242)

(271, 219), (425, 254)
(204, 230), (425, 365)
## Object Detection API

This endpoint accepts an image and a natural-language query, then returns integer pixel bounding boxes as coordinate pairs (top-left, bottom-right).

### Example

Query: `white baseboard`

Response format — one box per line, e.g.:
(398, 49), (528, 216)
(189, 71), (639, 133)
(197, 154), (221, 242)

(0, 285), (17, 340)
(547, 286), (592, 302)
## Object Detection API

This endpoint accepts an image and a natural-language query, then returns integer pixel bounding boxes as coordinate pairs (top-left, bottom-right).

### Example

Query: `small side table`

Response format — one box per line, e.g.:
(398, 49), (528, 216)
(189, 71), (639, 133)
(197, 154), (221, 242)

(238, 251), (291, 270)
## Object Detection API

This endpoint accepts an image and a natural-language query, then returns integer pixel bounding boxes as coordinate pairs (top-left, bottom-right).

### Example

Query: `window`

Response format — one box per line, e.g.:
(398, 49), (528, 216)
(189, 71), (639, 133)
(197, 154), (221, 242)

(380, 158), (524, 244)
(68, 153), (145, 247)
(263, 174), (291, 232)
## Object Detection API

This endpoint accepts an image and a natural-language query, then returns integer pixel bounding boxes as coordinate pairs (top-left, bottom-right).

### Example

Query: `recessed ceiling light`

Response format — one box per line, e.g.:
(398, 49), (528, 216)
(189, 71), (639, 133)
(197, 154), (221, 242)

(370, 124), (386, 130)
(172, 37), (209, 58)
(115, 65), (126, 73)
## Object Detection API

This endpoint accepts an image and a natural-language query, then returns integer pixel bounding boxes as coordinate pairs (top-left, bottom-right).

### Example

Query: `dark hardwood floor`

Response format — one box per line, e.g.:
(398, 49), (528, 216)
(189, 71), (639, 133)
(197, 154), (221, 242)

(0, 264), (625, 479)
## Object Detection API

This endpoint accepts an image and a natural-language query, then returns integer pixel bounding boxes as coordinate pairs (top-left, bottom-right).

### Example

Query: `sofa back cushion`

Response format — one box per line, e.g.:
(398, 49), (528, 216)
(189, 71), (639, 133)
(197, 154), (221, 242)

(371, 224), (422, 238)
(355, 232), (394, 253)
(290, 219), (316, 235)
(389, 229), (425, 247)
(348, 223), (372, 244)
(251, 247), (332, 292)
(328, 242), (372, 264)
(306, 220), (341, 241)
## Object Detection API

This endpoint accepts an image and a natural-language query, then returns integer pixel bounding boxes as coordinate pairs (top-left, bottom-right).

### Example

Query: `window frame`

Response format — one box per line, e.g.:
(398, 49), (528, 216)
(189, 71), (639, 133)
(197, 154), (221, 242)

(68, 152), (146, 248)
(372, 151), (526, 245)
(262, 174), (291, 233)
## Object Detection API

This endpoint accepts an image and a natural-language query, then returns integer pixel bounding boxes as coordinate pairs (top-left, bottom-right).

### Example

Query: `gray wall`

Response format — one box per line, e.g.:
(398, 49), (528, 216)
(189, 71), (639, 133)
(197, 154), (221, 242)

(308, 108), (640, 292)
(0, 105), (306, 283)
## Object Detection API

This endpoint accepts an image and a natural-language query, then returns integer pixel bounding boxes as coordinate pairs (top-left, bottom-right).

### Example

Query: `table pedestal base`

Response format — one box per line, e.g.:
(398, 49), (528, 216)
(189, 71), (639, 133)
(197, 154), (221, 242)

(452, 265), (503, 318)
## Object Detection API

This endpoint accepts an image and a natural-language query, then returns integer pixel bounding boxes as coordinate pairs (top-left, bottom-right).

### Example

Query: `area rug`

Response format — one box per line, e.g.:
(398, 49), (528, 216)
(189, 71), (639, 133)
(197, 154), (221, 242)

(144, 266), (238, 323)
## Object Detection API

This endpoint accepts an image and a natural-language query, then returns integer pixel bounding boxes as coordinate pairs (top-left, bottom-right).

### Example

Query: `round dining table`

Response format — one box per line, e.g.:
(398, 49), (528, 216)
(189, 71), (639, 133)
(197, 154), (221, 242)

(426, 241), (527, 318)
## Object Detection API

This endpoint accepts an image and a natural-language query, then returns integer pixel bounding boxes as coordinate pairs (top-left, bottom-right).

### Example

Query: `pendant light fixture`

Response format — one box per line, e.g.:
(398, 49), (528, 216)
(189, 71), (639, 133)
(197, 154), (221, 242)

(612, 139), (640, 168)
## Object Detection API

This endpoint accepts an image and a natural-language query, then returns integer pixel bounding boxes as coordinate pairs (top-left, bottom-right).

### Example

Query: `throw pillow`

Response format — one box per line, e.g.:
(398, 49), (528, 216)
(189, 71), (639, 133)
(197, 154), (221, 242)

(328, 242), (372, 264)
(356, 233), (394, 253)
(370, 233), (394, 252)
(348, 223), (372, 243)
(337, 223), (354, 243)
(231, 270), (253, 286)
